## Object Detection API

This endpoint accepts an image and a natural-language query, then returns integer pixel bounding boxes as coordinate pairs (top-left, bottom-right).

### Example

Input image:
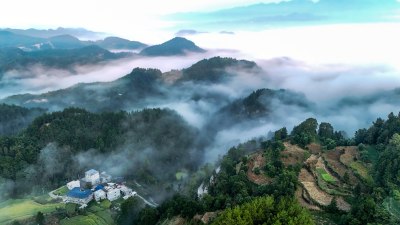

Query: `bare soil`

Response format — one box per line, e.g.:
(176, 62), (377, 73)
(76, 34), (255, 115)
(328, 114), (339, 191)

(247, 152), (271, 185)
(307, 143), (322, 154)
(281, 142), (308, 166)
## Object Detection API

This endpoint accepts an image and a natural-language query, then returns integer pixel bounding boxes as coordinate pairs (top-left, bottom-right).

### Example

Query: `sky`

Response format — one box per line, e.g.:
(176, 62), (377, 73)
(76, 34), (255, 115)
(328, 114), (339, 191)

(0, 0), (287, 42)
(0, 0), (399, 43)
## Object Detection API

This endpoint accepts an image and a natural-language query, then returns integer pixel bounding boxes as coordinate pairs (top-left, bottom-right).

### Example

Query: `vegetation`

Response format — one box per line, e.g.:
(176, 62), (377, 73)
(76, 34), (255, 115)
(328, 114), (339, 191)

(0, 198), (63, 224)
(0, 104), (45, 136)
(0, 107), (202, 198)
(317, 168), (336, 183)
(211, 196), (314, 225)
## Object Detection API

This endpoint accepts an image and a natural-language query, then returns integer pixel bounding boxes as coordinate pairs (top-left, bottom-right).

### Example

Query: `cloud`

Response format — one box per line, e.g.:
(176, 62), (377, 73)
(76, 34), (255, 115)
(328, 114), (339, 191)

(175, 29), (208, 36)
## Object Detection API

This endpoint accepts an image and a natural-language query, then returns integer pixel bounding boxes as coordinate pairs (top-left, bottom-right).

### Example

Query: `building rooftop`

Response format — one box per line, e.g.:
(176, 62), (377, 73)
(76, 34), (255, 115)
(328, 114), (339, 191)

(67, 187), (92, 199)
(86, 169), (99, 176)
(94, 184), (104, 191)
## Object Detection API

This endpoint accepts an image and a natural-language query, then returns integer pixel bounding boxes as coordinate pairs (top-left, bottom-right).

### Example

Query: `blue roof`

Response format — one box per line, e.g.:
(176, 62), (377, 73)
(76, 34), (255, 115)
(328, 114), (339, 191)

(94, 185), (104, 191)
(67, 187), (92, 199)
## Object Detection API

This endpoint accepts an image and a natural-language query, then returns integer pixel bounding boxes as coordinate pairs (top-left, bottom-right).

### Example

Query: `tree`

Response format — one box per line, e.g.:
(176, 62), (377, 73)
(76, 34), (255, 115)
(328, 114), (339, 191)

(211, 196), (314, 225)
(274, 127), (288, 141)
(36, 211), (45, 225)
(135, 206), (160, 225)
(118, 197), (144, 225)
(291, 118), (318, 147)
(318, 122), (334, 139)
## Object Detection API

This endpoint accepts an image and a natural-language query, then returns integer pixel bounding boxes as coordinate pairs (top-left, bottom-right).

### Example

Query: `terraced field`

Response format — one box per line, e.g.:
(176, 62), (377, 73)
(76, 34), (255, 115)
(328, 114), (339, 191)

(0, 198), (63, 224)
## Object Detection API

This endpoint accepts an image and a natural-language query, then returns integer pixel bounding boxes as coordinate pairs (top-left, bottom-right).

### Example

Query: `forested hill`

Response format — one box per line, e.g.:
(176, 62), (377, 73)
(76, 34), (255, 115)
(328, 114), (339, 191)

(0, 104), (45, 136)
(1, 57), (260, 111)
(0, 107), (202, 200)
(0, 45), (129, 76)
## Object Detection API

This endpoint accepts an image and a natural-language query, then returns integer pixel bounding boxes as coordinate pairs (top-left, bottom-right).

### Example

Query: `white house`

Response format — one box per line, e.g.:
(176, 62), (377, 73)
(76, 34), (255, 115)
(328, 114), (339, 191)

(67, 180), (80, 190)
(100, 171), (112, 183)
(120, 186), (135, 196)
(94, 189), (107, 201)
(106, 188), (121, 201)
(85, 169), (100, 185)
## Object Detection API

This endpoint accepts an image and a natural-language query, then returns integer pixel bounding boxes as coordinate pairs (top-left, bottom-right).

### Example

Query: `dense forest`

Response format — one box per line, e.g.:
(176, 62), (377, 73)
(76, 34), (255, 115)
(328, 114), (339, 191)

(0, 107), (202, 200)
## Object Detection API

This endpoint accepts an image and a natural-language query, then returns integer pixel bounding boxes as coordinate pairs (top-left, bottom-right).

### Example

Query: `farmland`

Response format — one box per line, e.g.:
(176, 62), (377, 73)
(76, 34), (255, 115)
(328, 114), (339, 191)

(0, 198), (63, 224)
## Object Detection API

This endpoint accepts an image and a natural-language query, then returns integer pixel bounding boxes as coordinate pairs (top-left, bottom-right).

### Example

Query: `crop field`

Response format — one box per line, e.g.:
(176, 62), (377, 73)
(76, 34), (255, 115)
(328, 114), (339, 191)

(0, 198), (63, 224)
(60, 212), (114, 225)
(317, 168), (336, 183)
(54, 185), (69, 196)
(61, 201), (114, 225)
(350, 162), (372, 182)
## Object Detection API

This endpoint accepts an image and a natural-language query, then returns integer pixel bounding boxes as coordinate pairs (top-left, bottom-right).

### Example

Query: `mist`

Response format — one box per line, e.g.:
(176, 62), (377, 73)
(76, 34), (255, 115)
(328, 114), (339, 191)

(2, 23), (400, 202)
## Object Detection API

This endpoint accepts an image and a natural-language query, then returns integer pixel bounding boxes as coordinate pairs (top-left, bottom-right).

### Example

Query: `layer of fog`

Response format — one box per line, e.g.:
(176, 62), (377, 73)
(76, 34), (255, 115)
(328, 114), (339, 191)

(0, 49), (239, 98)
(2, 23), (400, 167)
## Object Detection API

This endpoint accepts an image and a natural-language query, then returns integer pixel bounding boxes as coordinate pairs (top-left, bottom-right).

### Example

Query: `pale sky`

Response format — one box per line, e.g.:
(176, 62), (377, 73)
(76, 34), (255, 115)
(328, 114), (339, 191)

(0, 0), (286, 42)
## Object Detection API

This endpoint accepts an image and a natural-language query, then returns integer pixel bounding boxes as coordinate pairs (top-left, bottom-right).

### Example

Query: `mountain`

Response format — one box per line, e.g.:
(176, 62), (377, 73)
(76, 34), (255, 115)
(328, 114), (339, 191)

(2, 68), (166, 111)
(0, 30), (146, 51)
(0, 31), (46, 49)
(207, 88), (314, 131)
(178, 56), (259, 83)
(96, 36), (147, 50)
(0, 27), (106, 40)
(0, 45), (130, 76)
(0, 104), (46, 136)
(0, 57), (257, 111)
(48, 34), (85, 49)
(140, 37), (205, 56)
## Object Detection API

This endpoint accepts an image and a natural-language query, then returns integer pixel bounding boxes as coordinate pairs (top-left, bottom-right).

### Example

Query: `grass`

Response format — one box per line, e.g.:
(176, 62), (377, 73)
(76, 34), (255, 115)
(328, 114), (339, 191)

(0, 198), (63, 224)
(349, 162), (373, 182)
(60, 212), (114, 225)
(54, 185), (69, 196)
(61, 202), (115, 225)
(175, 171), (188, 181)
(317, 168), (336, 183)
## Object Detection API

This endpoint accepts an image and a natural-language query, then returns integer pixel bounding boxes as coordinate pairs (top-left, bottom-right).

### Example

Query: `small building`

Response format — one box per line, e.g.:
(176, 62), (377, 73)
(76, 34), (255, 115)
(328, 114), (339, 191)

(94, 189), (106, 201)
(120, 186), (134, 196)
(100, 172), (112, 183)
(67, 180), (80, 190)
(80, 178), (92, 189)
(85, 169), (100, 185)
(66, 187), (93, 204)
(106, 188), (121, 201)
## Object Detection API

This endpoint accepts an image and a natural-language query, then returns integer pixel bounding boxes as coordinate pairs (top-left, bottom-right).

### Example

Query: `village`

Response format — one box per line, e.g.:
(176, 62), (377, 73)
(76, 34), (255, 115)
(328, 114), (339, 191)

(50, 169), (138, 208)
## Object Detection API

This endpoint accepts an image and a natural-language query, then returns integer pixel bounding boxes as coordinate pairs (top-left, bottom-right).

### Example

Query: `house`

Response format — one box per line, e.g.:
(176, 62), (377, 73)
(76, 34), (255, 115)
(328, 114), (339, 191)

(65, 187), (93, 204)
(67, 180), (80, 190)
(94, 189), (106, 201)
(106, 188), (121, 201)
(120, 186), (135, 197)
(84, 169), (100, 185)
(100, 171), (112, 183)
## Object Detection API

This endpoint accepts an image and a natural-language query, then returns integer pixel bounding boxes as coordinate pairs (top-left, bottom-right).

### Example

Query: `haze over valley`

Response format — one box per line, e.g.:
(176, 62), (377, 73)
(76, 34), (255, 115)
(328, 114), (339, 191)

(1, 1), (400, 225)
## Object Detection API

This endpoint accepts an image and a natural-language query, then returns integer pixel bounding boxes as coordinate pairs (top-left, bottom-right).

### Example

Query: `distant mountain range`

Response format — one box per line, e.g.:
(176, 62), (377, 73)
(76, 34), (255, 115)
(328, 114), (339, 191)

(1, 57), (256, 111)
(0, 30), (205, 58)
(0, 30), (147, 51)
(0, 27), (106, 40)
(0, 45), (130, 76)
(140, 37), (205, 56)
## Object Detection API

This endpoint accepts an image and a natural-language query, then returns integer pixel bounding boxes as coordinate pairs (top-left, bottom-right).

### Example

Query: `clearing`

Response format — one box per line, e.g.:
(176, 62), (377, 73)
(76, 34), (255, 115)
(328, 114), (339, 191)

(247, 152), (271, 185)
